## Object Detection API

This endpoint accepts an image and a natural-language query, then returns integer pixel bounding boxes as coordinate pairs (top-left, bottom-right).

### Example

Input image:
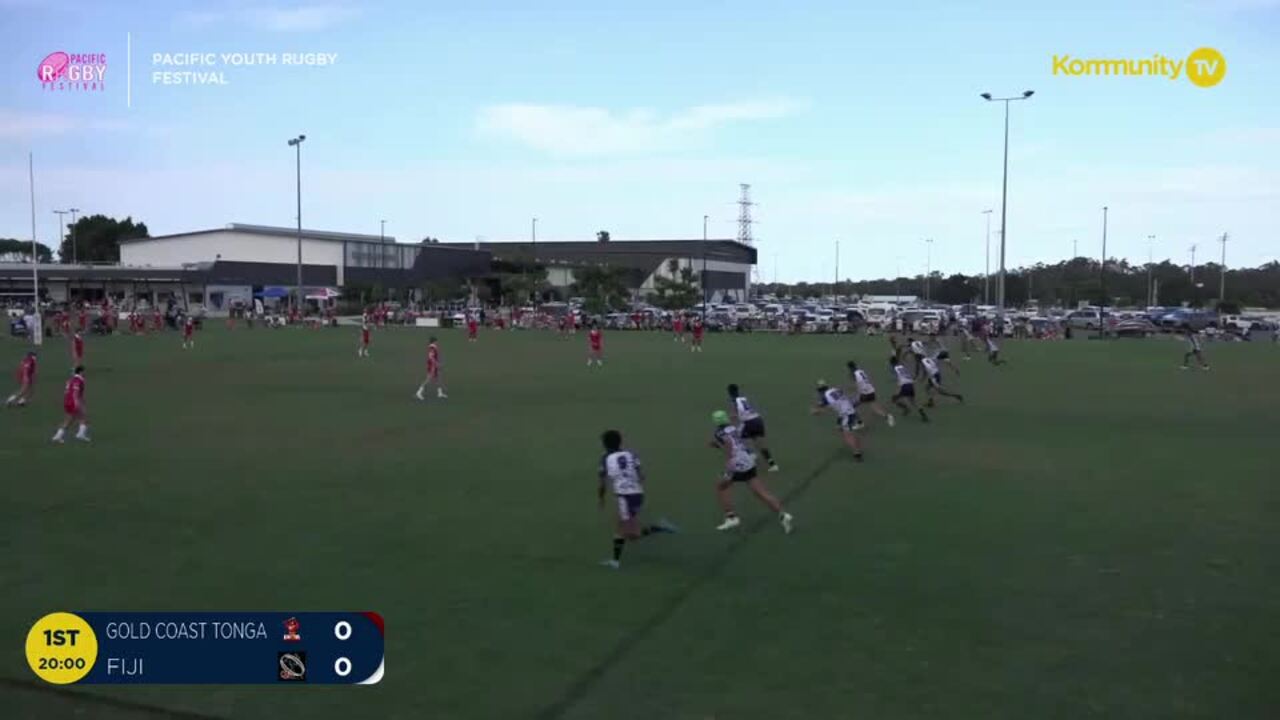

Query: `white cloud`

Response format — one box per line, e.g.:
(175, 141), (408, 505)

(477, 99), (803, 156)
(0, 110), (129, 140)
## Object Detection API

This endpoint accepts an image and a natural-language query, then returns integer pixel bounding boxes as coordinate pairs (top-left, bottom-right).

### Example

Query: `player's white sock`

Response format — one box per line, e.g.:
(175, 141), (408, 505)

(437, 387), (446, 398)
(52, 428), (65, 442)
(76, 423), (89, 440)
(4, 395), (14, 406)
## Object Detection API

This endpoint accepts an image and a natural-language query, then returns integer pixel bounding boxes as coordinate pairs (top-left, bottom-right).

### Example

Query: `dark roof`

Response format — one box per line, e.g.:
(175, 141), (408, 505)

(444, 238), (757, 266)
(0, 262), (207, 281)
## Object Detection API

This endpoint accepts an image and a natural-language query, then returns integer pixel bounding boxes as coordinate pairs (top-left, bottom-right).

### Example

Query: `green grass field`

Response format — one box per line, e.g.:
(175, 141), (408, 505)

(2, 325), (1278, 719)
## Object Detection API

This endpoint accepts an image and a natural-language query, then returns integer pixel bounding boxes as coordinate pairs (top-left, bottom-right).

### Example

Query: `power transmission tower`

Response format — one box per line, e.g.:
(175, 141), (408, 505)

(736, 183), (758, 290)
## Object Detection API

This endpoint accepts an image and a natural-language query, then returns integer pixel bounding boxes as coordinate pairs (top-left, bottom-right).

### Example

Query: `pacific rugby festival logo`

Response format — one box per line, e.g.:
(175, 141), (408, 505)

(1052, 47), (1226, 88)
(37, 52), (108, 92)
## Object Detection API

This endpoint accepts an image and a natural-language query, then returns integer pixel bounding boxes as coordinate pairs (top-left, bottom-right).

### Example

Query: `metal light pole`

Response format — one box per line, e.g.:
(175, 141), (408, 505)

(28, 152), (41, 345)
(1098, 206), (1108, 338)
(982, 209), (992, 304)
(1189, 244), (1197, 286)
(1219, 233), (1228, 303)
(702, 214), (709, 322)
(52, 210), (68, 261)
(1146, 234), (1155, 307)
(924, 238), (933, 302)
(380, 219), (386, 243)
(287, 134), (306, 313)
(980, 90), (1034, 312)
(834, 240), (840, 298)
(69, 207), (79, 263)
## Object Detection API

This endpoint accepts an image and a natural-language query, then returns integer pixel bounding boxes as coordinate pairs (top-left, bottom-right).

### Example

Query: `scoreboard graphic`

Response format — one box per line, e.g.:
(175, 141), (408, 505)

(25, 611), (384, 685)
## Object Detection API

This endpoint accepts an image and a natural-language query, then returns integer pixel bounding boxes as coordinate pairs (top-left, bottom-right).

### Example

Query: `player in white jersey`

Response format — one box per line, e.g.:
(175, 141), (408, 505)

(908, 337), (929, 378)
(931, 338), (961, 377)
(709, 411), (792, 533)
(890, 356), (930, 422)
(811, 382), (866, 460)
(984, 332), (1007, 366)
(727, 383), (779, 471)
(921, 355), (964, 407)
(958, 323), (976, 360)
(1181, 329), (1210, 370)
(597, 430), (676, 569)
(845, 361), (894, 427)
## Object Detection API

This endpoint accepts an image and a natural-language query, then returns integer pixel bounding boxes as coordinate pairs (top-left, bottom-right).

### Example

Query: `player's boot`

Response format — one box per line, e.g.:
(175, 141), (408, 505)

(652, 518), (680, 533)
(715, 515), (741, 531)
(51, 430), (65, 443)
(415, 388), (425, 401)
(437, 388), (448, 399)
(780, 512), (794, 534)
(887, 414), (896, 428)
(599, 559), (621, 570)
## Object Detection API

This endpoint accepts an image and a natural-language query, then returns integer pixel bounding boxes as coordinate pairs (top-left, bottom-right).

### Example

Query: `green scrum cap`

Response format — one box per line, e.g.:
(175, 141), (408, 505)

(712, 410), (730, 425)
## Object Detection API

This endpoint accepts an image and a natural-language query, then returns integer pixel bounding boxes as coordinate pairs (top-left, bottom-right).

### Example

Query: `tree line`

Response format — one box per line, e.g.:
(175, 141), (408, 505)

(756, 257), (1280, 309)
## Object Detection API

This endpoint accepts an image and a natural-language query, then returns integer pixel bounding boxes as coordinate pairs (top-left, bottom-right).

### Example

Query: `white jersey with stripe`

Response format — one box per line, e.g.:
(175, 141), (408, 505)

(922, 357), (940, 376)
(600, 450), (644, 495)
(821, 386), (856, 417)
(893, 364), (914, 387)
(714, 425), (757, 472)
(986, 336), (999, 351)
(853, 369), (875, 396)
(733, 395), (761, 422)
(1187, 334), (1202, 351)
(910, 340), (926, 355)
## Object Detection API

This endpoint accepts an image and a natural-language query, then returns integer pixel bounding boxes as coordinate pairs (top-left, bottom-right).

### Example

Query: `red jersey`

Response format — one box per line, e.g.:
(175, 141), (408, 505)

(673, 318), (684, 334)
(18, 355), (36, 384)
(78, 312), (87, 332)
(153, 311), (162, 330)
(73, 334), (84, 358)
(184, 318), (194, 336)
(427, 342), (440, 371)
(693, 322), (704, 339)
(361, 325), (370, 344)
(63, 373), (84, 413)
(589, 329), (602, 350)
(467, 319), (478, 336)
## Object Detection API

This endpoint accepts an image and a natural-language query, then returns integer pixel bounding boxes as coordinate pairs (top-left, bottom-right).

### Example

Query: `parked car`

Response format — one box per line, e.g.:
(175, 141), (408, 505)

(1113, 318), (1157, 337)
(1158, 309), (1216, 331)
(1066, 309), (1112, 330)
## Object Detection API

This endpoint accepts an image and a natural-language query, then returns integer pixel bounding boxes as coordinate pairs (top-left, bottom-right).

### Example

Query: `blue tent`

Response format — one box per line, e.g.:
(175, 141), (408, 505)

(255, 286), (291, 299)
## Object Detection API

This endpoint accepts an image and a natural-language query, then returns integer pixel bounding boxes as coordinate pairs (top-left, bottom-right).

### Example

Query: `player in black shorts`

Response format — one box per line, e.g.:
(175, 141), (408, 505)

(727, 383), (779, 471)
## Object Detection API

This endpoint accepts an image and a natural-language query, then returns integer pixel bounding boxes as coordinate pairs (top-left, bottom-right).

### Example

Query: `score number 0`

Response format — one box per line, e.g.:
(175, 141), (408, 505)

(333, 620), (353, 678)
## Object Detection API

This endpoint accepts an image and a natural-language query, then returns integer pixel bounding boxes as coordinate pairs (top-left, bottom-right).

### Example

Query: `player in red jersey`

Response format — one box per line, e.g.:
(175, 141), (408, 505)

(153, 308), (163, 332)
(5, 351), (37, 407)
(51, 365), (89, 443)
(672, 315), (684, 342)
(416, 336), (447, 400)
(588, 325), (604, 367)
(71, 331), (85, 365)
(467, 315), (479, 343)
(691, 317), (705, 352)
(358, 321), (371, 357)
(182, 315), (195, 349)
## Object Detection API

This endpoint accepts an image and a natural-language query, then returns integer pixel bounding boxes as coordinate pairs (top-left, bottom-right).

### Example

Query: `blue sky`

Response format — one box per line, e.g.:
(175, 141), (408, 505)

(1, 0), (1277, 281)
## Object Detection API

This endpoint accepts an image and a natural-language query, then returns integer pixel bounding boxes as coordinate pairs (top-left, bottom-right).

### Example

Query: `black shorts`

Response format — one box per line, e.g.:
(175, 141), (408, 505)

(859, 392), (876, 403)
(727, 467), (758, 483)
(837, 413), (858, 431)
(615, 493), (644, 521)
(937, 350), (950, 360)
(928, 372), (942, 387)
(895, 383), (915, 398)
(741, 417), (766, 439)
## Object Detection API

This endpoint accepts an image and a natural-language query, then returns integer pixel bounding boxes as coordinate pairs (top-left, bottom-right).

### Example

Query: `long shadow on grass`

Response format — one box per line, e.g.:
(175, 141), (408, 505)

(535, 449), (845, 720)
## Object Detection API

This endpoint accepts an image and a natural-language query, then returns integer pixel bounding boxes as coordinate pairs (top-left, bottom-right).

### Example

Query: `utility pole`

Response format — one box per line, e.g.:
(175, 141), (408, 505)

(702, 215), (709, 321)
(1189, 244), (1197, 286)
(1219, 232), (1228, 303)
(52, 210), (68, 260)
(834, 240), (840, 299)
(1146, 234), (1155, 307)
(980, 90), (1035, 311)
(982, 209), (992, 304)
(1098, 206), (1108, 338)
(29, 152), (42, 345)
(924, 238), (933, 302)
(287, 134), (306, 314)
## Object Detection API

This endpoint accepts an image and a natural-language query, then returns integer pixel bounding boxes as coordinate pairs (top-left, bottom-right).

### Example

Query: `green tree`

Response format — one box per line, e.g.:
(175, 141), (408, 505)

(61, 214), (148, 263)
(596, 230), (611, 243)
(575, 264), (630, 314)
(651, 259), (700, 309)
(0, 238), (54, 263)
